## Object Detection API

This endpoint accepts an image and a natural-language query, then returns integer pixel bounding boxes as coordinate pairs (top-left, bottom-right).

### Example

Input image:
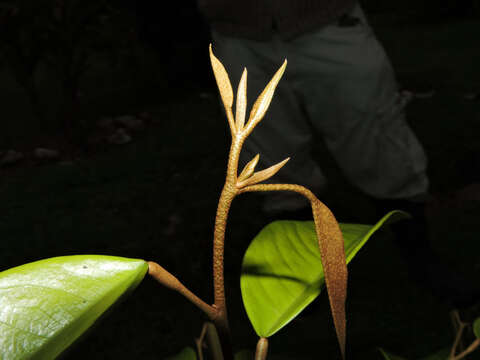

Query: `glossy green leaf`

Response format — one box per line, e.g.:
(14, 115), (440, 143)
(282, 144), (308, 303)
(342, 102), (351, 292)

(166, 347), (197, 360)
(474, 317), (480, 339)
(379, 348), (450, 360)
(241, 211), (408, 337)
(0, 255), (148, 359)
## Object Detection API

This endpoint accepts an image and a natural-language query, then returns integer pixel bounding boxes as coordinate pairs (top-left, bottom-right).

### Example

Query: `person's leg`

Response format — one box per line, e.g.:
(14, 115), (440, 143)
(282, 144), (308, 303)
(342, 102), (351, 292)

(289, 4), (478, 308)
(290, 4), (428, 201)
(210, 31), (327, 213)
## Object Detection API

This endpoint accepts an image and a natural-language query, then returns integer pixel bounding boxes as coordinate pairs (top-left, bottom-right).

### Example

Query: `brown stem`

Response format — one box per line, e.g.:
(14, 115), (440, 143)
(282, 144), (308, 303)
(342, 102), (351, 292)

(450, 323), (466, 359)
(212, 185), (235, 316)
(453, 339), (480, 360)
(450, 310), (466, 358)
(148, 261), (217, 320)
(195, 322), (224, 360)
(255, 338), (269, 360)
(211, 136), (243, 360)
(205, 322), (224, 360)
(195, 323), (208, 360)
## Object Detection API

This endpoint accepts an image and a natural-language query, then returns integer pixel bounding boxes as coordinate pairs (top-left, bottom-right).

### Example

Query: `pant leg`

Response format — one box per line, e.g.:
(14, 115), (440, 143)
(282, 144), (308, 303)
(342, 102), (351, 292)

(288, 4), (429, 200)
(211, 31), (328, 212)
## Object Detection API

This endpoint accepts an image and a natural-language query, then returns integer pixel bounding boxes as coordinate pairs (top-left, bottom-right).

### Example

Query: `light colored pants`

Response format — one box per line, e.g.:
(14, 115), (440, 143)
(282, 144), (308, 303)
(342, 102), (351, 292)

(211, 4), (429, 213)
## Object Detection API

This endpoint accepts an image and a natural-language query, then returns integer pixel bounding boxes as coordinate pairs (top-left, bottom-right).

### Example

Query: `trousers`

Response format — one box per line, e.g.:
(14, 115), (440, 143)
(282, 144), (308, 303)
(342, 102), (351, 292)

(211, 4), (429, 213)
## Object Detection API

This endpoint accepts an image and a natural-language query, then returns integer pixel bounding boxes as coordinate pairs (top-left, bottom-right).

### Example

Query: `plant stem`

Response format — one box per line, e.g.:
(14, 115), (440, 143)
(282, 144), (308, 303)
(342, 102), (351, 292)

(205, 322), (224, 360)
(195, 323), (208, 360)
(211, 136), (243, 360)
(452, 339), (480, 360)
(208, 49), (291, 359)
(450, 310), (466, 359)
(148, 261), (217, 320)
(255, 338), (269, 360)
(195, 322), (223, 360)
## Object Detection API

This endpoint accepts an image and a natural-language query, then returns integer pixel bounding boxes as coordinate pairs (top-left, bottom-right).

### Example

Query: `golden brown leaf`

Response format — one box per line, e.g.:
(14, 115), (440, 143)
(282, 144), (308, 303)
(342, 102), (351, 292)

(236, 184), (348, 359)
(244, 60), (287, 137)
(237, 154), (260, 184)
(209, 44), (233, 108)
(209, 44), (236, 134)
(236, 68), (248, 132)
(237, 157), (289, 188)
(311, 198), (347, 359)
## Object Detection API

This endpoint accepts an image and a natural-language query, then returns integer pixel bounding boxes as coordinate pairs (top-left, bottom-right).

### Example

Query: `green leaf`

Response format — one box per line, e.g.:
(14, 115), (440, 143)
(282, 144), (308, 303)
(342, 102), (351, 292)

(166, 347), (197, 360)
(0, 255), (148, 359)
(241, 211), (408, 337)
(474, 317), (480, 339)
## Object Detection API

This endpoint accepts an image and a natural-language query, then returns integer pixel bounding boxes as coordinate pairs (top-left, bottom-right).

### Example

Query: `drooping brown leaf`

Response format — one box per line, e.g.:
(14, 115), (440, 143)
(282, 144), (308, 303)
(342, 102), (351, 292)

(311, 198), (348, 359)
(237, 184), (348, 358)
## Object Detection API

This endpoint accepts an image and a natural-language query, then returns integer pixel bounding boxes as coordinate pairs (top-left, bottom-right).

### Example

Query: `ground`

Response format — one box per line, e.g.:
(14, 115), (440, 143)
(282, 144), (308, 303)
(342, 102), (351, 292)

(0, 13), (480, 360)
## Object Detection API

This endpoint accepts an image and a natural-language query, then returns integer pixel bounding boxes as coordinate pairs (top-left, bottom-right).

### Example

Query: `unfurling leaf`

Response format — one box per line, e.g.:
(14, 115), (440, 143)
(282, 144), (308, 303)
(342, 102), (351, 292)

(209, 44), (236, 134)
(209, 44), (233, 110)
(236, 68), (248, 131)
(237, 157), (289, 188)
(237, 154), (260, 183)
(244, 60), (287, 137)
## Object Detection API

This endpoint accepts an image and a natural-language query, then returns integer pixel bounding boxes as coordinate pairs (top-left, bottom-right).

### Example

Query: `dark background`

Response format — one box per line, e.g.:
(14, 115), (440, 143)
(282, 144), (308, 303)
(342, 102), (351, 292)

(0, 1), (480, 359)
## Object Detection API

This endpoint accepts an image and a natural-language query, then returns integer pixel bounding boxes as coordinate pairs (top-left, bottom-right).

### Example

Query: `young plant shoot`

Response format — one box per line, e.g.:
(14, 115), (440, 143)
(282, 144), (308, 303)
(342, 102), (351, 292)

(149, 45), (348, 360)
(1, 45), (431, 360)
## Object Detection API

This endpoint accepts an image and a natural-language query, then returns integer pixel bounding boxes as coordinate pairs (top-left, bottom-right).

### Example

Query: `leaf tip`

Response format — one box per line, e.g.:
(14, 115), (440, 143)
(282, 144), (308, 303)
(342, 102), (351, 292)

(238, 156), (290, 187)
(237, 154), (261, 186)
(235, 68), (249, 131)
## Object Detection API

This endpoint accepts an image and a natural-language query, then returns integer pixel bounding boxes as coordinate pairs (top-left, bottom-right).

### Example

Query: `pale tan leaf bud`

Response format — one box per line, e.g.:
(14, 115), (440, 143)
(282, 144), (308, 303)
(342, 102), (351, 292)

(237, 157), (290, 188)
(235, 68), (248, 131)
(244, 60), (287, 137)
(209, 44), (236, 135)
(209, 44), (233, 109)
(237, 154), (260, 183)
